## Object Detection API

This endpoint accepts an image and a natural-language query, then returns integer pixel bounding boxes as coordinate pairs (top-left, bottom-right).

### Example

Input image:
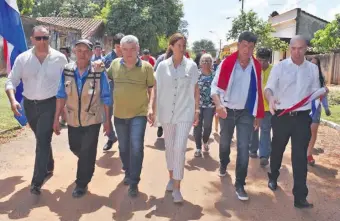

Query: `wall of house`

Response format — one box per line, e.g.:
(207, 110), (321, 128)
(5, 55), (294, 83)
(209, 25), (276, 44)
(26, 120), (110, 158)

(297, 11), (328, 41)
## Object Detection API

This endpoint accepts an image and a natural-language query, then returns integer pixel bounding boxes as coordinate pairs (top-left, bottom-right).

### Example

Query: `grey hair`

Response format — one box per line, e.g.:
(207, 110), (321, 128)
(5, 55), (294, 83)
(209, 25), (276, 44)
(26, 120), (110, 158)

(120, 35), (139, 46)
(200, 53), (213, 65)
(31, 25), (49, 36)
(290, 35), (307, 46)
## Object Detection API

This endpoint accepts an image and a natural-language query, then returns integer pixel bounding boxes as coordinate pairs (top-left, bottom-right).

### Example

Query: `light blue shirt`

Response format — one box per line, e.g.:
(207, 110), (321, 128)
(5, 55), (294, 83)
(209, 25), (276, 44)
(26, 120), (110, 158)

(56, 66), (112, 106)
(211, 60), (252, 109)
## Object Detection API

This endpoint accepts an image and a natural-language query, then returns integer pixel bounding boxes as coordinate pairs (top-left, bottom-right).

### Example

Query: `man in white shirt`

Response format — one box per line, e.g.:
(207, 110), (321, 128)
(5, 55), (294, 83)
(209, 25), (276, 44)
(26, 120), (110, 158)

(5, 26), (68, 195)
(265, 35), (325, 209)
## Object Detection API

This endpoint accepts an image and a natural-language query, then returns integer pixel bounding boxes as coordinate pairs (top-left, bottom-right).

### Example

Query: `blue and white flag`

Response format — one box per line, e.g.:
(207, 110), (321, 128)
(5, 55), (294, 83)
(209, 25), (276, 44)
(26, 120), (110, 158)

(0, 0), (28, 126)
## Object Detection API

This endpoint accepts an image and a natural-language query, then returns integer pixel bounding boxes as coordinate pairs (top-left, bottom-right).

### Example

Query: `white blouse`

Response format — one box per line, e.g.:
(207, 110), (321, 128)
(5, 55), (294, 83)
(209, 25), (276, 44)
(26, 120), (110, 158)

(155, 56), (199, 124)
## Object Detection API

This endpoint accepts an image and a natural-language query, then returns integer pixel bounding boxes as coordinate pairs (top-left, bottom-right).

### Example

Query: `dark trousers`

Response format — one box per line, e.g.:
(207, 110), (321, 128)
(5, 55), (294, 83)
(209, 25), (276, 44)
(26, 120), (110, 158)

(24, 97), (56, 187)
(68, 124), (101, 188)
(194, 107), (215, 149)
(219, 109), (254, 187)
(114, 116), (147, 185)
(270, 110), (311, 201)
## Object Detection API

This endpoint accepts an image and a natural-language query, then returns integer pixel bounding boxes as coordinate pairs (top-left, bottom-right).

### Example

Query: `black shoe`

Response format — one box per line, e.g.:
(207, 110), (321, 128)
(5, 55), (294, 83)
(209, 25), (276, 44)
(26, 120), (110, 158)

(294, 199), (314, 209)
(30, 185), (41, 195)
(235, 186), (249, 201)
(123, 176), (130, 185)
(260, 157), (269, 167)
(103, 140), (114, 151)
(268, 179), (277, 191)
(157, 127), (163, 138)
(218, 165), (227, 177)
(128, 184), (139, 197)
(72, 186), (88, 198)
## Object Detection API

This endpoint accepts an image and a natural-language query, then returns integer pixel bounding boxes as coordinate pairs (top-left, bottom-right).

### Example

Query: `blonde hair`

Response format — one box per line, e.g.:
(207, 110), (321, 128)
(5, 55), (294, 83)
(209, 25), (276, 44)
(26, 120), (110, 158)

(199, 53), (213, 65)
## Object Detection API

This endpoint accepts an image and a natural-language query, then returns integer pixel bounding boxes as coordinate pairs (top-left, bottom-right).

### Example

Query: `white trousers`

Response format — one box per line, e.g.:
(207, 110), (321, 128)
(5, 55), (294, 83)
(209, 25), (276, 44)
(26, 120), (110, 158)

(162, 122), (192, 180)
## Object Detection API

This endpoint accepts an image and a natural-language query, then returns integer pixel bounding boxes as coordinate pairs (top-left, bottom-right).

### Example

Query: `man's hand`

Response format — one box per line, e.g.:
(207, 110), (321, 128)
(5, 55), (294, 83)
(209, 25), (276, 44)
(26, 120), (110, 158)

(10, 100), (21, 116)
(193, 112), (199, 126)
(103, 120), (112, 137)
(53, 118), (61, 135)
(269, 97), (280, 115)
(92, 60), (105, 72)
(216, 104), (227, 119)
(147, 109), (155, 126)
(253, 118), (261, 130)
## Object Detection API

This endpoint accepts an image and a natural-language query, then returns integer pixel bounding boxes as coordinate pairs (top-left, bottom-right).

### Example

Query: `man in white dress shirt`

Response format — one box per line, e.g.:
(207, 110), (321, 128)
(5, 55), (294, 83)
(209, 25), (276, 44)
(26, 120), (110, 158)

(265, 35), (326, 209)
(5, 26), (68, 195)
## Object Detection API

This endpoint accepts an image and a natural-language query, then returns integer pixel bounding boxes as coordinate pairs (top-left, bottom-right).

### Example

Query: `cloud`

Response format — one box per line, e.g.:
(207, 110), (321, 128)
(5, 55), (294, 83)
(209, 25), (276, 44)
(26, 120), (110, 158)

(305, 3), (317, 15)
(327, 4), (340, 20)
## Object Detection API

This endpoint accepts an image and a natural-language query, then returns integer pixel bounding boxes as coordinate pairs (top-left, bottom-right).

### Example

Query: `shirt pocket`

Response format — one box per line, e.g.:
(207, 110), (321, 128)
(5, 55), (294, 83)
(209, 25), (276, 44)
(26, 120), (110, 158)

(65, 80), (73, 95)
(178, 74), (192, 88)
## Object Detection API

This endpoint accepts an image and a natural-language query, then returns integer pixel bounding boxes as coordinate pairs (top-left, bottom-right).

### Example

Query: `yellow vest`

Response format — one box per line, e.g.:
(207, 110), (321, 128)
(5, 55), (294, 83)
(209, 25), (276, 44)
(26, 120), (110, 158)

(262, 64), (273, 112)
(63, 63), (103, 127)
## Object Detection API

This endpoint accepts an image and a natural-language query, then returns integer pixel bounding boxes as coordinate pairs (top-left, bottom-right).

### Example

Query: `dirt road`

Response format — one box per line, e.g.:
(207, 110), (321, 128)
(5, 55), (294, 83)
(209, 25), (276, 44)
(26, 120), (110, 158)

(0, 125), (339, 221)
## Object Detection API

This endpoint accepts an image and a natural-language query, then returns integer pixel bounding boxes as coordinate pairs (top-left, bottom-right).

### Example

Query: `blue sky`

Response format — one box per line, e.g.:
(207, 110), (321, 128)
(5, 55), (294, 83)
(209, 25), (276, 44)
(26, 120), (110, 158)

(182, 0), (340, 48)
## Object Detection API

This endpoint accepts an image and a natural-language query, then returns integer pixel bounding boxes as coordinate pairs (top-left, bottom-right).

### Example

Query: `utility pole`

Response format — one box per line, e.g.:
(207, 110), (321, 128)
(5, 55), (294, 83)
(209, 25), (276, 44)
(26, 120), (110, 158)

(239, 0), (244, 13)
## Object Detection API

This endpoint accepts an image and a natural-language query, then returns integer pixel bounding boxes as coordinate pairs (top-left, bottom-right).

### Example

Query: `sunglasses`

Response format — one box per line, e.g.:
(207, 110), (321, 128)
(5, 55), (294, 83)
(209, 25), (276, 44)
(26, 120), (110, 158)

(201, 61), (212, 64)
(34, 36), (49, 41)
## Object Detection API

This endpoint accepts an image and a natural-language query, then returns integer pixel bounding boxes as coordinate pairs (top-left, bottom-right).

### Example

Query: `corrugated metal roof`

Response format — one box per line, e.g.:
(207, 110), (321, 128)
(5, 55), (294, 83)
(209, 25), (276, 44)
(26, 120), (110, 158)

(36, 17), (103, 38)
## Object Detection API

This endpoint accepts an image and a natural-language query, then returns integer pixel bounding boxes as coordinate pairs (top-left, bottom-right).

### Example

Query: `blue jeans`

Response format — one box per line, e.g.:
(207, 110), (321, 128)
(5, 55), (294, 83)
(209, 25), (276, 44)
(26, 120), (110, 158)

(103, 80), (117, 141)
(194, 107), (215, 149)
(219, 109), (254, 187)
(250, 111), (272, 158)
(114, 116), (147, 185)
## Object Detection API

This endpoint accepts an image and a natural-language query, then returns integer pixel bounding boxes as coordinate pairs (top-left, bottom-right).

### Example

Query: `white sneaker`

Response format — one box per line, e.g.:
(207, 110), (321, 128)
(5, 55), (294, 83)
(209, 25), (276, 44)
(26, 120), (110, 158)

(172, 189), (184, 203)
(166, 179), (174, 192)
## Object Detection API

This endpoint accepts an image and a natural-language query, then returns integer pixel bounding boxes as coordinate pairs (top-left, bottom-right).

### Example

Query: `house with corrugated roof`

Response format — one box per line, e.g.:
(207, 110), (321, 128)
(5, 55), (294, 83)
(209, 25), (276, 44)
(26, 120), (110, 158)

(36, 17), (105, 47)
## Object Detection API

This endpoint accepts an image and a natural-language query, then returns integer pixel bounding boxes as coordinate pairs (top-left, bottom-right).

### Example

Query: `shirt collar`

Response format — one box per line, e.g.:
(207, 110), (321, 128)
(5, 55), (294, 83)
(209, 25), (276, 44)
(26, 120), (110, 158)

(120, 57), (142, 67)
(288, 57), (307, 66)
(168, 56), (187, 67)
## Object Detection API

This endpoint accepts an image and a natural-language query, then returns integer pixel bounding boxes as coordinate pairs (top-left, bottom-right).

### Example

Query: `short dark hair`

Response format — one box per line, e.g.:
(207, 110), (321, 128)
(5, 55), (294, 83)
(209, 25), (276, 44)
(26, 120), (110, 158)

(143, 49), (150, 55)
(238, 31), (257, 44)
(256, 48), (271, 60)
(113, 33), (125, 45)
(60, 47), (70, 54)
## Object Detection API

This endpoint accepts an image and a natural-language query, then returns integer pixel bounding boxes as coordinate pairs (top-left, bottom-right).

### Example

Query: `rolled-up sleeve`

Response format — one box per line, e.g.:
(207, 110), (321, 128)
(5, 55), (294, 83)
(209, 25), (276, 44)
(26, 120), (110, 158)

(56, 73), (67, 99)
(264, 63), (280, 93)
(210, 64), (224, 96)
(100, 72), (112, 106)
(5, 56), (23, 91)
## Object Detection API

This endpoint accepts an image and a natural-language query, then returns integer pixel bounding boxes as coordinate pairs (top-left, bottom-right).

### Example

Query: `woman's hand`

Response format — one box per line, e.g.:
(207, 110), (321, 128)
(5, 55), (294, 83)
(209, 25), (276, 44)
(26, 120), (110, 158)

(193, 112), (199, 126)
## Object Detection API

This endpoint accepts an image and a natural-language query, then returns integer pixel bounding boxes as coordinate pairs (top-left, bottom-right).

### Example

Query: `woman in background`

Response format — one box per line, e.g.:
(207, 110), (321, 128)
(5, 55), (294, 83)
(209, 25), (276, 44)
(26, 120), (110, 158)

(307, 57), (331, 166)
(193, 53), (215, 157)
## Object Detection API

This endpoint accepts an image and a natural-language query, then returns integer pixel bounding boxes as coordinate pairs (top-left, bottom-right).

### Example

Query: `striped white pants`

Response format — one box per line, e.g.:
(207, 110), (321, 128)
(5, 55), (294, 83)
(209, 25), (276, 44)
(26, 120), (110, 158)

(162, 122), (192, 180)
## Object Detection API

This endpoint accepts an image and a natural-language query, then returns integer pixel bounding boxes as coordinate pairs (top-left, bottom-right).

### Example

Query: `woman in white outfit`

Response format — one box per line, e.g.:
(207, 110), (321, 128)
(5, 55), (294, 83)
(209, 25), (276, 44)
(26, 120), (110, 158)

(148, 33), (200, 203)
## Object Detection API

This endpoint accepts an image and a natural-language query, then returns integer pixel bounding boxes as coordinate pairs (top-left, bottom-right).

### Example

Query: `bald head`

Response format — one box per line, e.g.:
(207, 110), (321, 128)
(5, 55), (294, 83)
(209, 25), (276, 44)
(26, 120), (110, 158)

(289, 35), (307, 65)
(290, 35), (307, 46)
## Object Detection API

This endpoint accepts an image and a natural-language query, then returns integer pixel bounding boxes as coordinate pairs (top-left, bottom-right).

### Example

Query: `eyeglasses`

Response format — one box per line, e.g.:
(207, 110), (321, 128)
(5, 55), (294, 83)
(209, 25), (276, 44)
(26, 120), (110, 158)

(34, 36), (49, 41)
(201, 61), (212, 64)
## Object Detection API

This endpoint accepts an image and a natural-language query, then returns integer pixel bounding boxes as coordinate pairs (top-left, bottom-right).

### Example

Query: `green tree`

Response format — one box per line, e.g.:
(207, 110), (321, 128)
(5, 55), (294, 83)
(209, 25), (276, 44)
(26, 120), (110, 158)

(59, 0), (101, 18)
(32, 0), (101, 18)
(311, 14), (340, 53)
(17, 0), (34, 15)
(227, 10), (288, 51)
(192, 39), (217, 57)
(104, 0), (185, 53)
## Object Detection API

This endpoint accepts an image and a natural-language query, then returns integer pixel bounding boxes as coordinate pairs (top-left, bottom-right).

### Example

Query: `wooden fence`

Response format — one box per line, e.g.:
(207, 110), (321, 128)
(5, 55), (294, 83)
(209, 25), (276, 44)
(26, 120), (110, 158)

(308, 52), (340, 85)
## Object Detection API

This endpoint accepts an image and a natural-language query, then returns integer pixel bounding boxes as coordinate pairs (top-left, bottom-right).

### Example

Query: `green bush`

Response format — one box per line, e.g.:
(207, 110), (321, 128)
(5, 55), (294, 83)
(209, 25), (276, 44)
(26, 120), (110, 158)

(328, 90), (340, 106)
